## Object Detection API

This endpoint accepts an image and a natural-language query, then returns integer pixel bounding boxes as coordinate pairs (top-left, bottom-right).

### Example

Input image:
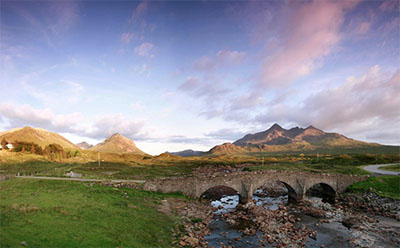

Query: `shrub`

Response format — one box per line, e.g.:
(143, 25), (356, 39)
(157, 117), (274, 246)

(44, 144), (65, 160)
(13, 141), (43, 155)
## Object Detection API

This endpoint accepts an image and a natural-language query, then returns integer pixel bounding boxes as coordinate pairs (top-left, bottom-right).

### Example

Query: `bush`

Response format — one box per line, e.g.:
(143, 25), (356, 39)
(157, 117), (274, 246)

(44, 144), (65, 161)
(13, 141), (43, 155)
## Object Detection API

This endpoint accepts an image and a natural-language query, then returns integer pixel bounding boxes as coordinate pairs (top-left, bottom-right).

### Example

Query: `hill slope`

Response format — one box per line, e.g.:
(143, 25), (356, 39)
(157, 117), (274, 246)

(90, 133), (145, 155)
(0, 126), (78, 149)
(210, 124), (381, 155)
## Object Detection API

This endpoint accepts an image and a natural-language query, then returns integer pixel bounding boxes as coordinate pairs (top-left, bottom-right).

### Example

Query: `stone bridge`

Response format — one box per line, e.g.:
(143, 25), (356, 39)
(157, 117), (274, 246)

(143, 170), (367, 204)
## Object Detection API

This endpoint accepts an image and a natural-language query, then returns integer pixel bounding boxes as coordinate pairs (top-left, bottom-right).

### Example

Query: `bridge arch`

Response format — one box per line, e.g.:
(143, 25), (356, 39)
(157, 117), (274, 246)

(200, 185), (239, 201)
(252, 180), (299, 204)
(305, 183), (336, 204)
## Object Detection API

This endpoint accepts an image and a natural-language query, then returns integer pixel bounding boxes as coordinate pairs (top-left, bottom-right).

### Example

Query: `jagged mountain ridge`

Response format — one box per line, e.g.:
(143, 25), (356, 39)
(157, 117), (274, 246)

(233, 124), (351, 146)
(210, 124), (375, 154)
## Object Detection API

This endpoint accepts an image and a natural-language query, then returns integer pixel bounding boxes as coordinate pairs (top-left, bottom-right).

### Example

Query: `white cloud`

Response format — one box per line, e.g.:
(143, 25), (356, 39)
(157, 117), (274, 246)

(0, 103), (84, 133)
(134, 42), (154, 58)
(255, 65), (400, 144)
(0, 103), (146, 141)
(194, 50), (246, 71)
(85, 113), (145, 139)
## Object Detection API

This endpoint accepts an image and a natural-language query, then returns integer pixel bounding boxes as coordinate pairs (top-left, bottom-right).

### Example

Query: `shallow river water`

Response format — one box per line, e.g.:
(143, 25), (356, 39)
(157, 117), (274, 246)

(205, 193), (352, 247)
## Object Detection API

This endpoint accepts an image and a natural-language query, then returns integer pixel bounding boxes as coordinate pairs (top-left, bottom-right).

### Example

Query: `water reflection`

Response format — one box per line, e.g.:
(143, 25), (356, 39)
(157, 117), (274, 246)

(211, 195), (239, 214)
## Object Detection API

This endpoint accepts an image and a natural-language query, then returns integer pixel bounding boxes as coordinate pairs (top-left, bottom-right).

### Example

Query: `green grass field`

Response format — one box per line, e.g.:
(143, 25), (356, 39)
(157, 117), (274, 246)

(347, 175), (400, 199)
(379, 164), (400, 172)
(0, 178), (185, 247)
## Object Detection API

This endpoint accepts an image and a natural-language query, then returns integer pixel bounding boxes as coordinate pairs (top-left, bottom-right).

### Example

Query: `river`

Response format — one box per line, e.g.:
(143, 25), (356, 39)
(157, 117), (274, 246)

(205, 193), (352, 247)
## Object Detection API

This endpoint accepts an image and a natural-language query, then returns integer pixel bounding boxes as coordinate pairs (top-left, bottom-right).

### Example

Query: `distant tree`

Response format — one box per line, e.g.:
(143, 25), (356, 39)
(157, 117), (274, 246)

(13, 142), (43, 155)
(74, 150), (81, 157)
(44, 144), (65, 161)
(66, 150), (72, 158)
(1, 139), (8, 150)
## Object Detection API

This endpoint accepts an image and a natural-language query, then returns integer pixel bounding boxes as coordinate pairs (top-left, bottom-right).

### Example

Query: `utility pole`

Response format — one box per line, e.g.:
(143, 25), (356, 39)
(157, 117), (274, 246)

(98, 152), (101, 167)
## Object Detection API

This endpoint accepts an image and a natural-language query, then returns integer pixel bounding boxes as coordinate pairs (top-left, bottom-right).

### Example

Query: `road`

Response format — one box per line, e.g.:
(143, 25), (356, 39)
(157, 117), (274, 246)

(362, 164), (400, 176)
(16, 176), (146, 184)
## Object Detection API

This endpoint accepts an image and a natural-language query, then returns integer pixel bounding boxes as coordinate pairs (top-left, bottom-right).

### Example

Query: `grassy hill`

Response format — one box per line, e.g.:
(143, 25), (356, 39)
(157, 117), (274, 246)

(0, 127), (78, 149)
(90, 133), (145, 155)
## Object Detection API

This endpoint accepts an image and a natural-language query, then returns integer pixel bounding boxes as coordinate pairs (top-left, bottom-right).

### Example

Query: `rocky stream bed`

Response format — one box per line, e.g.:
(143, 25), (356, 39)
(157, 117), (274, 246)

(170, 188), (400, 248)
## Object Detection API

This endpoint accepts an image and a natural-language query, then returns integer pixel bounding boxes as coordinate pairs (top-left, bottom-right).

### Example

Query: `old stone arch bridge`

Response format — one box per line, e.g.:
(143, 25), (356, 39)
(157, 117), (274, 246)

(143, 170), (367, 204)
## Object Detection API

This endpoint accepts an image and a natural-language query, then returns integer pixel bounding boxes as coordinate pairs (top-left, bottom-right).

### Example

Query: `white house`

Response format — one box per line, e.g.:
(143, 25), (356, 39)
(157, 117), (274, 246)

(0, 144), (2, 150)
(6, 144), (13, 149)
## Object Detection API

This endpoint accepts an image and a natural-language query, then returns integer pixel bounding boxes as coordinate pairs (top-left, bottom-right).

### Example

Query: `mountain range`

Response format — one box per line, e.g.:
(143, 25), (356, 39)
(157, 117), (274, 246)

(0, 124), (393, 156)
(208, 123), (378, 155)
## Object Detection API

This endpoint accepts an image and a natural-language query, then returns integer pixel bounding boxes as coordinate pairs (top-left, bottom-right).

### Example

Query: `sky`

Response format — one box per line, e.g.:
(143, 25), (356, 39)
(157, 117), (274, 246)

(0, 0), (399, 155)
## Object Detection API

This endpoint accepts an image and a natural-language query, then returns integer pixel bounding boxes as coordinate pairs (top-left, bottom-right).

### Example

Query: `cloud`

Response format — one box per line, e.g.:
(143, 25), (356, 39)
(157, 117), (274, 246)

(259, 0), (359, 87)
(134, 42), (154, 58)
(0, 103), (146, 141)
(0, 103), (83, 134)
(132, 1), (148, 20)
(48, 1), (80, 35)
(120, 32), (135, 44)
(12, 1), (80, 48)
(21, 79), (85, 105)
(229, 92), (264, 111)
(86, 114), (145, 139)
(255, 65), (400, 144)
(194, 50), (246, 71)
(379, 0), (399, 12)
(217, 50), (246, 64)
(205, 128), (246, 141)
(178, 76), (230, 100)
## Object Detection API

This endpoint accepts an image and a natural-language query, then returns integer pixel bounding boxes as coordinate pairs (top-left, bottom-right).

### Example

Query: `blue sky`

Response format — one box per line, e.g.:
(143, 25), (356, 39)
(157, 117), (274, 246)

(1, 0), (399, 154)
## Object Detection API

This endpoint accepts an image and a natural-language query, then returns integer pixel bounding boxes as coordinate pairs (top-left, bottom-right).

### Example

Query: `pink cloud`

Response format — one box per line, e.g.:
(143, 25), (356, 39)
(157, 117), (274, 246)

(134, 42), (154, 58)
(379, 0), (399, 12)
(120, 32), (135, 44)
(132, 1), (148, 20)
(260, 0), (359, 87)
(358, 21), (372, 34)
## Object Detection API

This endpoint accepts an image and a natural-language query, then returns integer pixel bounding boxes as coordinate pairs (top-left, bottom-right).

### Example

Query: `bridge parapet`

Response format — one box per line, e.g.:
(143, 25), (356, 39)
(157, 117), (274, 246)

(143, 171), (367, 204)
